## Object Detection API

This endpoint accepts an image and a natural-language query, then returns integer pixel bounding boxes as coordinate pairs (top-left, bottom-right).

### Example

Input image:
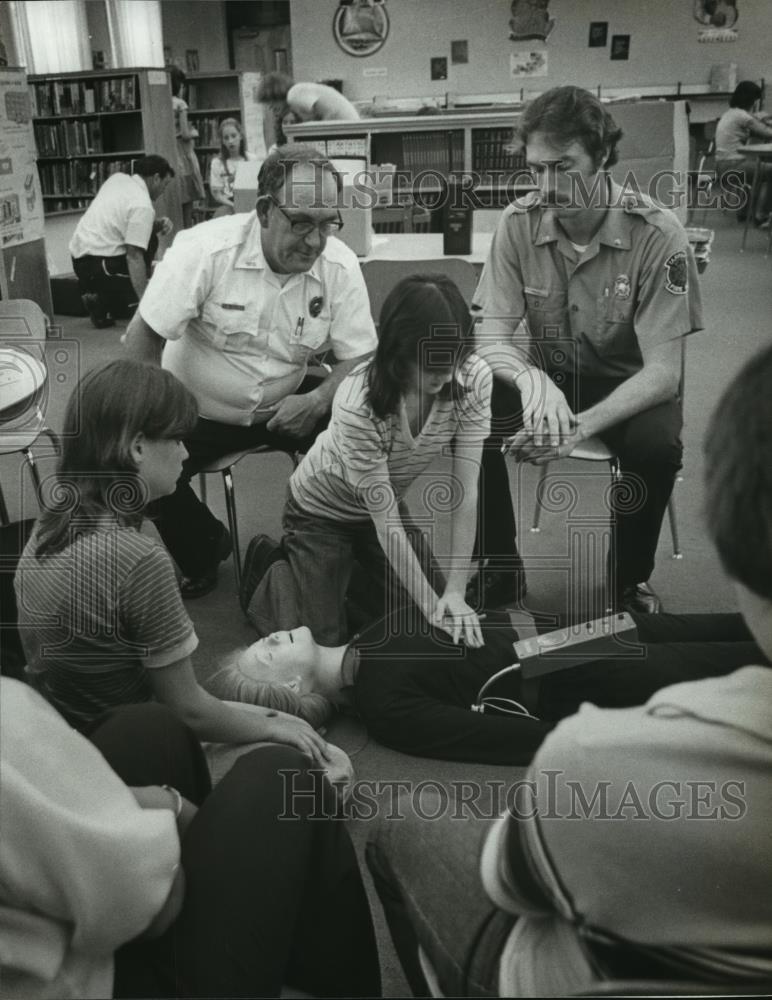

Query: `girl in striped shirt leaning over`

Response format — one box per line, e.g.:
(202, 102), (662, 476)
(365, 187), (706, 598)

(13, 359), (334, 770)
(251, 274), (492, 648)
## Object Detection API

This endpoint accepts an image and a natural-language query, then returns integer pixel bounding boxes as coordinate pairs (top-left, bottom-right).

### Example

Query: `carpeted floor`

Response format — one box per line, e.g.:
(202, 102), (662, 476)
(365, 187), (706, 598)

(3, 210), (771, 995)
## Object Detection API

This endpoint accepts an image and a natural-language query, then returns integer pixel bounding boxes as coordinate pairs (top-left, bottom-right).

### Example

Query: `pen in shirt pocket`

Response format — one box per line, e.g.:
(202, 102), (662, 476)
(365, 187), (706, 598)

(293, 316), (305, 340)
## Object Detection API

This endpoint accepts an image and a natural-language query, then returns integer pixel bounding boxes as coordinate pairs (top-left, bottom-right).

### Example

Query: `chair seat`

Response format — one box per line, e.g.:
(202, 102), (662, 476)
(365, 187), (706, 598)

(198, 444), (294, 475)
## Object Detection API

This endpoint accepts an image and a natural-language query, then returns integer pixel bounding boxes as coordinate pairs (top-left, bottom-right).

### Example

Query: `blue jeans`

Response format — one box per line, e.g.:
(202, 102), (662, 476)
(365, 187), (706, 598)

(253, 490), (445, 645)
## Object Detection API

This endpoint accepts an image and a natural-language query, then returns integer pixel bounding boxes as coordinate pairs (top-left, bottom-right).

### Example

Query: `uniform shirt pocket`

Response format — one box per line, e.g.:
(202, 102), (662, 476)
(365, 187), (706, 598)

(594, 295), (636, 355)
(524, 287), (568, 340)
(286, 312), (332, 364)
(201, 301), (258, 352)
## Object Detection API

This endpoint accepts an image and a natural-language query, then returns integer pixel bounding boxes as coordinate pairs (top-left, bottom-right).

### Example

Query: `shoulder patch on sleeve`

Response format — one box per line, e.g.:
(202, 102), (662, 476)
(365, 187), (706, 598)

(664, 250), (688, 295)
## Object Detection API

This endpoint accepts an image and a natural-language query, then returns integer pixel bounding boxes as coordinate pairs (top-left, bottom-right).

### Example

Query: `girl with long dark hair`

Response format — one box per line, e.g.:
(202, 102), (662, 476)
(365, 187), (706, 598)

(248, 274), (491, 647)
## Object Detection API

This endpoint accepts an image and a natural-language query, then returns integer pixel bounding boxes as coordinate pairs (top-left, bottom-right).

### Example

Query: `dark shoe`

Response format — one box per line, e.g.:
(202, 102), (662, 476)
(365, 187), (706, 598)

(466, 559), (528, 610)
(180, 530), (232, 599)
(81, 293), (115, 329)
(239, 533), (284, 615)
(618, 581), (662, 615)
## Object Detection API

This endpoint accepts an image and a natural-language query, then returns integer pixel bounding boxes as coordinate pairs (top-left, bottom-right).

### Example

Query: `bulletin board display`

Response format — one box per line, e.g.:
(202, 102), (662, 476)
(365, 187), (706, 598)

(0, 68), (44, 248)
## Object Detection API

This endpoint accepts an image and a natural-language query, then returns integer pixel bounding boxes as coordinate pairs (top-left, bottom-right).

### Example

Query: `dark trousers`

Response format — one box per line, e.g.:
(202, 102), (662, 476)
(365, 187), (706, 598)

(480, 373), (682, 590)
(89, 704), (381, 998)
(71, 235), (157, 320)
(152, 376), (327, 577)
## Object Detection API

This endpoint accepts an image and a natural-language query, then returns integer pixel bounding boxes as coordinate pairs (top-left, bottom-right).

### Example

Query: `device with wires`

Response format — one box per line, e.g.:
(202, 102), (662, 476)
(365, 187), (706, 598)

(471, 661), (537, 718)
(470, 613), (639, 717)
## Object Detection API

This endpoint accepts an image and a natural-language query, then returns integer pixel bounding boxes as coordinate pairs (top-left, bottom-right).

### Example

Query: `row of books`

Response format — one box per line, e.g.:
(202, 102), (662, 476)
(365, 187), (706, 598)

(30, 76), (140, 117)
(304, 137), (368, 157)
(401, 130), (465, 176)
(34, 120), (103, 157)
(190, 116), (234, 148)
(38, 158), (136, 197)
(472, 128), (525, 172)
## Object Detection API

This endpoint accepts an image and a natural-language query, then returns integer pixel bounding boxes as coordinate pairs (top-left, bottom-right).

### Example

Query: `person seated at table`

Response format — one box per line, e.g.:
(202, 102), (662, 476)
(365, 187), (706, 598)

(208, 117), (259, 217)
(245, 274), (490, 648)
(1, 677), (381, 999)
(715, 80), (772, 226)
(13, 360), (343, 785)
(362, 339), (772, 998)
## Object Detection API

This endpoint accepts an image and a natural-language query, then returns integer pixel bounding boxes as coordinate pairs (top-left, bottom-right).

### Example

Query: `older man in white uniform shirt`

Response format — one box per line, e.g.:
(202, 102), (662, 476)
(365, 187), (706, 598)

(124, 146), (377, 597)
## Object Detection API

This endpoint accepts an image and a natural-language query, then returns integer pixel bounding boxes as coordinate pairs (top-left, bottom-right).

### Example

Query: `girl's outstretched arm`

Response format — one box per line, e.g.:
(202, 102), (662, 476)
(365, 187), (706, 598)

(150, 656), (331, 766)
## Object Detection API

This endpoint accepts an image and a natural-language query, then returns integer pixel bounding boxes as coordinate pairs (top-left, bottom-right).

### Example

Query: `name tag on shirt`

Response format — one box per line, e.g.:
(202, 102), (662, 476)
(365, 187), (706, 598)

(220, 302), (245, 311)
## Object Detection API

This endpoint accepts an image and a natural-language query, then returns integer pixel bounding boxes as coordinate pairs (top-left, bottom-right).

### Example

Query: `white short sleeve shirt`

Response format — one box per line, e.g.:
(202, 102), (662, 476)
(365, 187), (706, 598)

(139, 213), (377, 425)
(69, 173), (155, 259)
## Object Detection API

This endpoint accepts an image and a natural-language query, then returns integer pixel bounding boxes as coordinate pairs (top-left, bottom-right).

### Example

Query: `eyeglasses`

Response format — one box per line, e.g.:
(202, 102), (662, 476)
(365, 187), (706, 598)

(268, 195), (344, 237)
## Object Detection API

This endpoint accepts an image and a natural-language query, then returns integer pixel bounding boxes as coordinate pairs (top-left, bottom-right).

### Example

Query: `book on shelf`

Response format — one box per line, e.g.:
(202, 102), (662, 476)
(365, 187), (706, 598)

(472, 127), (524, 172)
(30, 76), (140, 117)
(34, 119), (103, 157)
(38, 158), (137, 197)
(401, 130), (462, 178)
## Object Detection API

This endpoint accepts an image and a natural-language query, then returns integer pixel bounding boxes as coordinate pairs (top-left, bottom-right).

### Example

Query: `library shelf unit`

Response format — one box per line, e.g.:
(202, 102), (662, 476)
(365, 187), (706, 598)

(284, 110), (531, 213)
(285, 99), (691, 223)
(29, 67), (181, 232)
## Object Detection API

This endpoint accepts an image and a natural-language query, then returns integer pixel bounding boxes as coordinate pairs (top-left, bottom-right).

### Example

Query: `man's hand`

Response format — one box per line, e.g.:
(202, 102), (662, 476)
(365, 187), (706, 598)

(514, 367), (578, 447)
(265, 392), (327, 438)
(502, 427), (581, 465)
(154, 216), (173, 236)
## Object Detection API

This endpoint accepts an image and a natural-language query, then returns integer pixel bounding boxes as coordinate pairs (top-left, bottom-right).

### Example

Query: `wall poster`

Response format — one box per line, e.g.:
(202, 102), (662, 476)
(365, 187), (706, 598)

(0, 69), (44, 248)
(509, 50), (548, 78)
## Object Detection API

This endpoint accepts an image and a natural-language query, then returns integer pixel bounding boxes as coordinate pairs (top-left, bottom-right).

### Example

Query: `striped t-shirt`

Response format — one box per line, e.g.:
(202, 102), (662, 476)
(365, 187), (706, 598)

(290, 355), (492, 522)
(14, 519), (198, 729)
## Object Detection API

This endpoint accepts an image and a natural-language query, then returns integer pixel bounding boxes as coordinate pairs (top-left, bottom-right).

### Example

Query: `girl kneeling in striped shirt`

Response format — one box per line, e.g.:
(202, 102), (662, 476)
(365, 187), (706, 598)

(250, 274), (492, 648)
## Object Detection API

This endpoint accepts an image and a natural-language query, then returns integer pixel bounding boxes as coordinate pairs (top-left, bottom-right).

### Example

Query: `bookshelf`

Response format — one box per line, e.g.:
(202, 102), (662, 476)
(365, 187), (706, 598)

(186, 71), (265, 204)
(284, 100), (690, 222)
(284, 111), (530, 212)
(29, 68), (180, 229)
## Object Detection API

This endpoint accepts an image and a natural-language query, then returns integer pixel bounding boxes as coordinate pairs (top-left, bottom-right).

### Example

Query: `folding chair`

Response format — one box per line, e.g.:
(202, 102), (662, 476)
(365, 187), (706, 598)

(0, 300), (61, 525)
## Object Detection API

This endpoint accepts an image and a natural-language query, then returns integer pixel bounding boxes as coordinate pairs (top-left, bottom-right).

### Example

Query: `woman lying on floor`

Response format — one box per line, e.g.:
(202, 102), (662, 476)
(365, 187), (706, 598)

(215, 596), (768, 766)
(13, 359), (351, 785)
(1, 677), (381, 999)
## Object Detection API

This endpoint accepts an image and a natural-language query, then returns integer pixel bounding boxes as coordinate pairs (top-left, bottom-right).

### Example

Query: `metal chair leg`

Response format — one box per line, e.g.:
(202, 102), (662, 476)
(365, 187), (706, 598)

(23, 448), (44, 509)
(530, 463), (550, 532)
(667, 494), (682, 559)
(221, 467), (242, 591)
(198, 473), (208, 505)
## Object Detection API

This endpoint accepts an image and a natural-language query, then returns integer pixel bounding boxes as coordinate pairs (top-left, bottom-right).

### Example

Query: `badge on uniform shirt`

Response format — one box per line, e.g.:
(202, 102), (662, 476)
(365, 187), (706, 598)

(309, 296), (324, 318)
(613, 274), (631, 300)
(664, 251), (688, 295)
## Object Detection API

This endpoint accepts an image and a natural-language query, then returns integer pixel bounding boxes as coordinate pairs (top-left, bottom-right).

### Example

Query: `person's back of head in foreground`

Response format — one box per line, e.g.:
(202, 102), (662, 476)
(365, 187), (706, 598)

(704, 341), (772, 658)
